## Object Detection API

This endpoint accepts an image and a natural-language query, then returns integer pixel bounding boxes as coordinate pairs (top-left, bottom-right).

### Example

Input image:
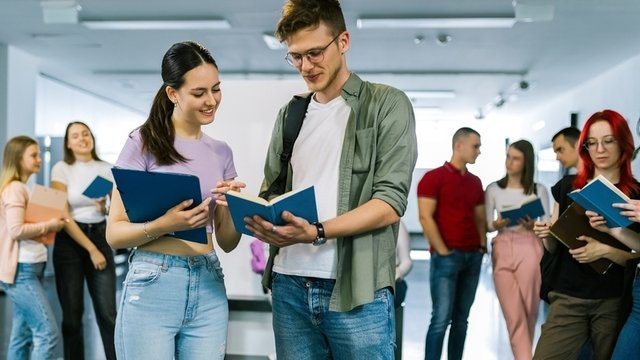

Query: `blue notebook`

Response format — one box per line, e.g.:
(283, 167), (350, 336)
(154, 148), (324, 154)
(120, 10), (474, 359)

(111, 168), (208, 244)
(82, 175), (113, 199)
(499, 196), (545, 225)
(225, 185), (318, 237)
(568, 174), (632, 228)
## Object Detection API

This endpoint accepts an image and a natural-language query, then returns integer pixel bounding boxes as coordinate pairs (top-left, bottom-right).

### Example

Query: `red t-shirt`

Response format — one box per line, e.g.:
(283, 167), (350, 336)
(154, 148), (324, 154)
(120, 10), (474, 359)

(417, 162), (484, 252)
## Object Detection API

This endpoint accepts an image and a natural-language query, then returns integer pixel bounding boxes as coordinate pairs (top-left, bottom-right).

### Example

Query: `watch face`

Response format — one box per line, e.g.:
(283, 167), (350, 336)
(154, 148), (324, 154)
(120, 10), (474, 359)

(312, 237), (327, 246)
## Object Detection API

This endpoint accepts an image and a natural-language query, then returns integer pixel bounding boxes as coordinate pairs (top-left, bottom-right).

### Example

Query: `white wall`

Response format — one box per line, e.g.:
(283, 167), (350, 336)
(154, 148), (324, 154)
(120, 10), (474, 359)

(206, 79), (308, 297)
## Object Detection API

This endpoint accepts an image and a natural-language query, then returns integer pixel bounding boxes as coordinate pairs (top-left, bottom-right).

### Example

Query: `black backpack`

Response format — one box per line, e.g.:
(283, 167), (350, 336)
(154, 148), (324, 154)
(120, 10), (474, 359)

(259, 93), (312, 200)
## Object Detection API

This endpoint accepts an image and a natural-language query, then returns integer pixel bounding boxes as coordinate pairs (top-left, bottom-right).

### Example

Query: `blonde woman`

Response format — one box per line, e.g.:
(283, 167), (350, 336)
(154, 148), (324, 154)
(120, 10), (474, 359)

(0, 136), (65, 359)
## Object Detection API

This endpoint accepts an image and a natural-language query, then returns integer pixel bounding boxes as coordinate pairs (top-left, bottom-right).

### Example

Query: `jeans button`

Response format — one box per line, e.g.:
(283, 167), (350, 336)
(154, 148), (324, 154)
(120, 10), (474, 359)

(305, 281), (311, 288)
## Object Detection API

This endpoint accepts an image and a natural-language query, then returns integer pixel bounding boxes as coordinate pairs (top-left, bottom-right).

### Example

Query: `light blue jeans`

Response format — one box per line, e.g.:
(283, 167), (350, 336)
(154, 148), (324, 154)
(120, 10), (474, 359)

(0, 262), (60, 360)
(425, 250), (483, 360)
(115, 250), (228, 360)
(271, 272), (395, 360)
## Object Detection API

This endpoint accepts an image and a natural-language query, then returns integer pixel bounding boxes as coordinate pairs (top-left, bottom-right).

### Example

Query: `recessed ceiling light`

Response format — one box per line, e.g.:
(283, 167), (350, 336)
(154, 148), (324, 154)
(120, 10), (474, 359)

(356, 17), (517, 29)
(262, 33), (285, 50)
(81, 19), (231, 30)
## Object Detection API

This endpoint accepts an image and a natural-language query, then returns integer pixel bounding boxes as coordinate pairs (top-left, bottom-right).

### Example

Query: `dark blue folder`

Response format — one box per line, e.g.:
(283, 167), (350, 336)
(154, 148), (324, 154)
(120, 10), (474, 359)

(111, 168), (208, 244)
(82, 175), (113, 199)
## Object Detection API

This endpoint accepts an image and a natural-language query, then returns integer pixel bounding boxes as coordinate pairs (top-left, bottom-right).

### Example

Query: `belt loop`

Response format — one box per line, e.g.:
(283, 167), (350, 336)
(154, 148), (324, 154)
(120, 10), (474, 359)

(162, 255), (169, 272)
(127, 250), (136, 266)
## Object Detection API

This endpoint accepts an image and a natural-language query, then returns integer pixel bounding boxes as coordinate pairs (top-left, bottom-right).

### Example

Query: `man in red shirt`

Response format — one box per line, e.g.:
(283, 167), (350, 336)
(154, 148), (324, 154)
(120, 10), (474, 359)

(417, 127), (486, 360)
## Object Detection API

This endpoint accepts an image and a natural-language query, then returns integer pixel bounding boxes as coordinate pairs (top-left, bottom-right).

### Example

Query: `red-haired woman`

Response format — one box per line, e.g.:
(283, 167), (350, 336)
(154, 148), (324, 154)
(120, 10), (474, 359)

(533, 109), (640, 359)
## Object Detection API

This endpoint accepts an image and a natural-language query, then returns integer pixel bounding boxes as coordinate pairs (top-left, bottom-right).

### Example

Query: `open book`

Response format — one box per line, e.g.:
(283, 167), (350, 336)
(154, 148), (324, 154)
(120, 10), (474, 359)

(499, 195), (545, 225)
(111, 168), (207, 244)
(550, 202), (628, 274)
(82, 175), (113, 199)
(225, 185), (318, 237)
(25, 185), (67, 245)
(568, 174), (632, 228)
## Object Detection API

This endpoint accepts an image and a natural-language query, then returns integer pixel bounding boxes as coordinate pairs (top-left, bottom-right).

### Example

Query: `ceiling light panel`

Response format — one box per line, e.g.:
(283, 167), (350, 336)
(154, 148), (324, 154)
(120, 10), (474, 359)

(356, 17), (516, 29)
(81, 19), (231, 30)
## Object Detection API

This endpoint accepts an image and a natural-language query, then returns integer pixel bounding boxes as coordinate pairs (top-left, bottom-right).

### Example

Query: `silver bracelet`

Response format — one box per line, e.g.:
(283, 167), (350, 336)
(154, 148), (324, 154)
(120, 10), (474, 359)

(143, 221), (158, 240)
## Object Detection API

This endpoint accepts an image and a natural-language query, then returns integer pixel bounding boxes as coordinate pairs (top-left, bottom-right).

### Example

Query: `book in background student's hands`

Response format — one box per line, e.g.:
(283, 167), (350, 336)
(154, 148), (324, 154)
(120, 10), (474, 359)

(111, 168), (207, 244)
(82, 175), (113, 199)
(499, 195), (545, 225)
(225, 185), (319, 237)
(550, 202), (628, 274)
(568, 174), (632, 228)
(25, 185), (67, 245)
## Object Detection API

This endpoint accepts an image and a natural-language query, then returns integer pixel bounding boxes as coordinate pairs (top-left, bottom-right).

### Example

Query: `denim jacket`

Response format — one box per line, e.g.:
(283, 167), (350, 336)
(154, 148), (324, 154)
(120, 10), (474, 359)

(260, 73), (418, 311)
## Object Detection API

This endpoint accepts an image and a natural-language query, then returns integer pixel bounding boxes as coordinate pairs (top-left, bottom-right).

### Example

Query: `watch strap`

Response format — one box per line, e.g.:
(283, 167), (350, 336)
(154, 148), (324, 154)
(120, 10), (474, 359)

(312, 222), (326, 246)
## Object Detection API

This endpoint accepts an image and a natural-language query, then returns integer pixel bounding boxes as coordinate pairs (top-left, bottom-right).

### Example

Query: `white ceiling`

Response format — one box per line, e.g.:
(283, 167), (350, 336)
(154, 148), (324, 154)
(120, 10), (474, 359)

(2, 0), (640, 120)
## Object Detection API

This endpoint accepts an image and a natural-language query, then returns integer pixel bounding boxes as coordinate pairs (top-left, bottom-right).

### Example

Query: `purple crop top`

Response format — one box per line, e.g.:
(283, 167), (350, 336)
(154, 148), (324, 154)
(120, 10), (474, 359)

(115, 129), (237, 234)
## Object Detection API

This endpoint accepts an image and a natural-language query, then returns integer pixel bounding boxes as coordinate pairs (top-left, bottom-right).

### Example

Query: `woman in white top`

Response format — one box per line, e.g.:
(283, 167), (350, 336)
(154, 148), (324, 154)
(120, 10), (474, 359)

(51, 121), (116, 360)
(0, 136), (65, 359)
(395, 220), (412, 307)
(485, 139), (549, 360)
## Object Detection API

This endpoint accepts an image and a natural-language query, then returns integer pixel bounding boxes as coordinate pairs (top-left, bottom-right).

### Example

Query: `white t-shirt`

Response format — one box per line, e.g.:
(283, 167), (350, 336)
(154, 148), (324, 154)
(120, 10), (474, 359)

(51, 159), (114, 223)
(273, 95), (350, 279)
(485, 182), (550, 232)
(18, 239), (48, 263)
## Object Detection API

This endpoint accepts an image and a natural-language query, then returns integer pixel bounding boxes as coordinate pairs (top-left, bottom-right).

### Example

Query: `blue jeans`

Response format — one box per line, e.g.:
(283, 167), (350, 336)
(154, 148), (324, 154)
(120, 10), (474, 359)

(0, 262), (60, 360)
(115, 250), (228, 360)
(53, 221), (116, 360)
(271, 273), (395, 360)
(611, 276), (640, 359)
(425, 250), (483, 360)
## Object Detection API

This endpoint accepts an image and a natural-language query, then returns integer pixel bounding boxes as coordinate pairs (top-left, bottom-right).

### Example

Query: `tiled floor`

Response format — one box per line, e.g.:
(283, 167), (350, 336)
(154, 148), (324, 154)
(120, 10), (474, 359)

(1, 241), (544, 359)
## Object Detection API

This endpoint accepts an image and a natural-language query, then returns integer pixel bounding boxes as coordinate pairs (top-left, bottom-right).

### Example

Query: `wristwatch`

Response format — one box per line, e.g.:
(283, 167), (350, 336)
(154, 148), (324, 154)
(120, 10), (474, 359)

(312, 222), (326, 246)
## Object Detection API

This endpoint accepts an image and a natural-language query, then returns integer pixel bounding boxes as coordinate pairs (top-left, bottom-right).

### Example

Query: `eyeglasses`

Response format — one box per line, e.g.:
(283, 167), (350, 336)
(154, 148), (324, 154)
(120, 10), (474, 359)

(583, 135), (617, 151)
(284, 33), (341, 67)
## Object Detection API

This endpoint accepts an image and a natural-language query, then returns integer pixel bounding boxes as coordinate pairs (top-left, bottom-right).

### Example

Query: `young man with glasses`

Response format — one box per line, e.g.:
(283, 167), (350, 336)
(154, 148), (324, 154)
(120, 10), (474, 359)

(244, 0), (417, 358)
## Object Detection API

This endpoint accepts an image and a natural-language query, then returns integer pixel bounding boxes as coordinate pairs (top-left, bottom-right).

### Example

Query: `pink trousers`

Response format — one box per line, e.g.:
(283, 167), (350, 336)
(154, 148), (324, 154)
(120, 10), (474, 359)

(492, 229), (544, 360)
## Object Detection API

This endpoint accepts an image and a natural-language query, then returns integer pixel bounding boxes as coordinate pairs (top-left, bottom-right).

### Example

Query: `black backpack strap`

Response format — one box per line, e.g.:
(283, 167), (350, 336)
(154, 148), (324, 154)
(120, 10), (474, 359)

(260, 93), (312, 199)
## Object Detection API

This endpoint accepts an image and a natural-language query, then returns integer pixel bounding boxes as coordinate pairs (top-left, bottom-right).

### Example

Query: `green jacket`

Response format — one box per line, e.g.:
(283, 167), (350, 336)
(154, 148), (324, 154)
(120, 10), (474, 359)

(260, 73), (418, 311)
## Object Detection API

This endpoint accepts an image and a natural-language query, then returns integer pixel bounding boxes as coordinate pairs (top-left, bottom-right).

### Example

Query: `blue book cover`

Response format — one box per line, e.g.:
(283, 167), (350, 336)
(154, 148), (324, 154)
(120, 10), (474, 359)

(225, 185), (319, 237)
(111, 168), (207, 244)
(82, 175), (113, 199)
(499, 196), (545, 225)
(567, 174), (632, 228)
